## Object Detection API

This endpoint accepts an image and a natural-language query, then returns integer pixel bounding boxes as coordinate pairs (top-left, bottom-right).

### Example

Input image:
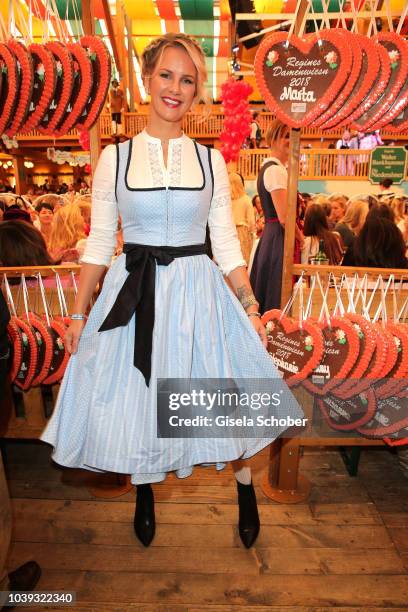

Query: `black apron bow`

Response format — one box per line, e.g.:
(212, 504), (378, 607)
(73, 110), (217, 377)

(98, 242), (208, 386)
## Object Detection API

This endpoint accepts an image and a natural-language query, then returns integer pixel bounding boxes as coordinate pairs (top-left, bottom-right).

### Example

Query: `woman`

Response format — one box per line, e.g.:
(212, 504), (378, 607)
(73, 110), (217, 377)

(249, 119), (303, 312)
(48, 202), (87, 263)
(342, 207), (407, 268)
(35, 202), (54, 246)
(334, 199), (368, 250)
(41, 33), (303, 549)
(0, 221), (53, 267)
(327, 194), (347, 229)
(252, 194), (264, 238)
(301, 204), (343, 265)
(228, 172), (255, 265)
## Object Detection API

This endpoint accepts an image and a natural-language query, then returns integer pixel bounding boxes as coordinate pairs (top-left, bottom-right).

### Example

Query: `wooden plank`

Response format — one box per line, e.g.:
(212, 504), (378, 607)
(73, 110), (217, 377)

(11, 499), (382, 526)
(388, 528), (408, 553)
(12, 499), (382, 525)
(16, 571), (408, 606)
(8, 542), (405, 576)
(11, 518), (394, 549)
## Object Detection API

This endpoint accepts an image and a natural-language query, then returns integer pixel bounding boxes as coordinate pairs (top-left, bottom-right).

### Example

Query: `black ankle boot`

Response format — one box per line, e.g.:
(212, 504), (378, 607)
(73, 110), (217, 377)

(237, 480), (260, 548)
(134, 484), (155, 547)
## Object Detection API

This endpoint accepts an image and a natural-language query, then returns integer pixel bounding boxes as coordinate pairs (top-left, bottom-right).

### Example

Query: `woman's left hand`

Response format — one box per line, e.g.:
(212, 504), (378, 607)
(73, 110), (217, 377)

(249, 315), (267, 348)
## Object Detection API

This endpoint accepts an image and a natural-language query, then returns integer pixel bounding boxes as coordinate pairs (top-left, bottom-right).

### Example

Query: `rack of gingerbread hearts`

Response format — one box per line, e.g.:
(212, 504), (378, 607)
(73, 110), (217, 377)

(2, 270), (79, 393)
(0, 35), (111, 138)
(254, 28), (408, 132)
(263, 270), (408, 446)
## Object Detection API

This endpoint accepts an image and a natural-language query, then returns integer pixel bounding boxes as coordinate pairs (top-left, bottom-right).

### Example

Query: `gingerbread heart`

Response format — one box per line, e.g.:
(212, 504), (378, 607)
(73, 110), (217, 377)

(357, 394), (408, 439)
(0, 43), (19, 136)
(5, 40), (34, 137)
(76, 36), (111, 130)
(389, 99), (408, 133)
(55, 42), (92, 137)
(323, 34), (380, 129)
(19, 43), (57, 134)
(312, 30), (362, 128)
(373, 39), (408, 130)
(302, 317), (360, 396)
(345, 42), (391, 129)
(38, 41), (74, 135)
(353, 33), (408, 131)
(262, 309), (324, 386)
(254, 30), (353, 128)
(375, 323), (408, 399)
(317, 387), (377, 432)
(331, 314), (377, 399)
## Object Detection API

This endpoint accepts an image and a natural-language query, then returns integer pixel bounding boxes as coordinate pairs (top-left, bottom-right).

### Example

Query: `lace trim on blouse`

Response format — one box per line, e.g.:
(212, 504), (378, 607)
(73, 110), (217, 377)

(92, 189), (116, 201)
(211, 195), (230, 209)
(148, 142), (164, 187)
(169, 142), (182, 187)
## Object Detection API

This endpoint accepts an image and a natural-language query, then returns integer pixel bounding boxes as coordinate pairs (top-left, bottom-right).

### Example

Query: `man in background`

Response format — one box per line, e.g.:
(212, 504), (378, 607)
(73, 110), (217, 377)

(109, 79), (125, 136)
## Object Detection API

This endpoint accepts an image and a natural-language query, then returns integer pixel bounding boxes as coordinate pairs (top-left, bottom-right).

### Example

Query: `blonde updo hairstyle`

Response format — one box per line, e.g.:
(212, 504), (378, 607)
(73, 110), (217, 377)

(141, 33), (208, 105)
(265, 118), (289, 147)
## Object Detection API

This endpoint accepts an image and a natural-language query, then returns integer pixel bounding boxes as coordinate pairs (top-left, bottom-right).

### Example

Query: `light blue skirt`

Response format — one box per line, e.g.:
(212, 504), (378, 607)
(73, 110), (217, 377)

(41, 254), (303, 484)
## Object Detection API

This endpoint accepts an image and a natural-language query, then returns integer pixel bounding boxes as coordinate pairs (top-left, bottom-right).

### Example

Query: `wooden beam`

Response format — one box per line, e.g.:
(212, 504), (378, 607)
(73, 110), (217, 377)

(280, 0), (308, 310)
(125, 15), (135, 112)
(13, 155), (27, 195)
(116, 0), (129, 111)
(81, 0), (101, 173)
(101, 0), (122, 77)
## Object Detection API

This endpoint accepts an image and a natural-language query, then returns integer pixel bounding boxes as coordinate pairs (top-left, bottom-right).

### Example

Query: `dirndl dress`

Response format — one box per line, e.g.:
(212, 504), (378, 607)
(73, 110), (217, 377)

(41, 133), (303, 484)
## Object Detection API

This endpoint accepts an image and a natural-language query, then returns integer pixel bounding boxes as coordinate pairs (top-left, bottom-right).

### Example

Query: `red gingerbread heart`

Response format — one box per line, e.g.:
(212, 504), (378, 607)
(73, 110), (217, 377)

(357, 394), (408, 439)
(317, 387), (377, 432)
(375, 323), (408, 399)
(302, 317), (360, 396)
(344, 42), (391, 129)
(352, 33), (408, 132)
(262, 309), (324, 386)
(254, 29), (353, 128)
(312, 29), (362, 128)
(322, 34), (380, 129)
(373, 36), (408, 130)
(331, 314), (377, 399)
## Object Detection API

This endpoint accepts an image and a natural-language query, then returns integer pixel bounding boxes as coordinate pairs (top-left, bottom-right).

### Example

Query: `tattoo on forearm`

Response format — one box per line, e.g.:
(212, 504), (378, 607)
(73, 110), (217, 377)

(236, 285), (259, 310)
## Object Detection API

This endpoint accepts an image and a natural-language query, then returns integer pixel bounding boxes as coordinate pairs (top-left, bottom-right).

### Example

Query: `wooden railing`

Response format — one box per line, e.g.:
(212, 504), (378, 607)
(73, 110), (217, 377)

(237, 148), (404, 181)
(16, 111), (407, 142)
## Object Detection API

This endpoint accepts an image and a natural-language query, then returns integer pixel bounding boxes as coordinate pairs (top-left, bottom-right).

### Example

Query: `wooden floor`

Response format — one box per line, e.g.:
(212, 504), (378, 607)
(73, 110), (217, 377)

(1, 440), (408, 611)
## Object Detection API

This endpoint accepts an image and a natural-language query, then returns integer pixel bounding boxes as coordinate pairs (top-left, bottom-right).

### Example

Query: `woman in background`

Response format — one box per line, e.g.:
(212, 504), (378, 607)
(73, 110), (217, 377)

(250, 119), (303, 312)
(334, 199), (368, 250)
(301, 204), (343, 265)
(228, 172), (255, 265)
(48, 203), (87, 263)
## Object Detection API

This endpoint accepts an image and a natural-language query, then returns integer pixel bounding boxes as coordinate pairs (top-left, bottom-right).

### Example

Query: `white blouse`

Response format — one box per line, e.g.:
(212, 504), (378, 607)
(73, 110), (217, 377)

(262, 156), (288, 193)
(82, 130), (246, 275)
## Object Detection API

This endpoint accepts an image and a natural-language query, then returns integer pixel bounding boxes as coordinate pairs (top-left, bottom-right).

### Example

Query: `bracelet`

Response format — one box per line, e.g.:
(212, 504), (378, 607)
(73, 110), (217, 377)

(247, 311), (261, 318)
(70, 313), (86, 321)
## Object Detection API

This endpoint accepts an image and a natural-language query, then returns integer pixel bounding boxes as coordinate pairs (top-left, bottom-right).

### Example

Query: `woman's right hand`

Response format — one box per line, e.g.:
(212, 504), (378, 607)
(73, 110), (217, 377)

(64, 319), (86, 355)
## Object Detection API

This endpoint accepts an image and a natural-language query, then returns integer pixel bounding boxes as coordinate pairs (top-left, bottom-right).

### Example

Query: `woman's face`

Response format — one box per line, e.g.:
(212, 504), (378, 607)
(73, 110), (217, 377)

(39, 207), (53, 226)
(147, 46), (197, 127)
(329, 201), (344, 222)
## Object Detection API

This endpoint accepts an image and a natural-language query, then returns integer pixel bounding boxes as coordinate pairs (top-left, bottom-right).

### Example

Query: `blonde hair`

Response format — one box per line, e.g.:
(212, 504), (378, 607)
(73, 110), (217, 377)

(229, 172), (246, 200)
(141, 33), (208, 103)
(311, 195), (331, 218)
(75, 196), (92, 225)
(328, 193), (348, 209)
(48, 203), (85, 254)
(265, 118), (288, 147)
(341, 199), (368, 234)
(388, 196), (405, 223)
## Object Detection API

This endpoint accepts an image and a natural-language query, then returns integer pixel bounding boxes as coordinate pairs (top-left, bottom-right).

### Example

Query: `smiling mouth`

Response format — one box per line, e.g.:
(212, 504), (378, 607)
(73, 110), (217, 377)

(162, 97), (182, 108)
